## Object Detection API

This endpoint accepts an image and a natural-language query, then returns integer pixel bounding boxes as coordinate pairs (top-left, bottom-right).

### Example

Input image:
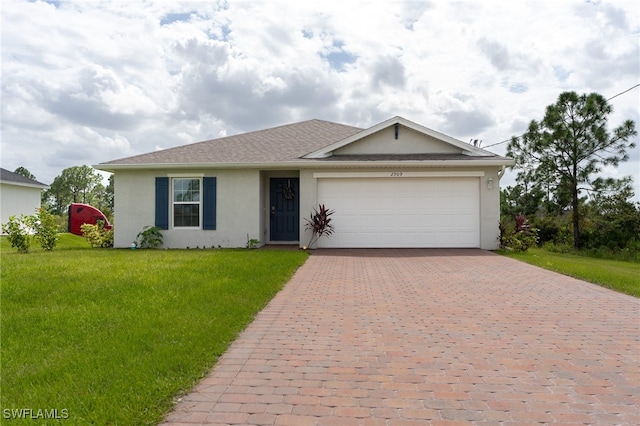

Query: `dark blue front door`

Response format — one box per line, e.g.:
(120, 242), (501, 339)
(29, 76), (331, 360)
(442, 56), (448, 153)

(270, 178), (299, 241)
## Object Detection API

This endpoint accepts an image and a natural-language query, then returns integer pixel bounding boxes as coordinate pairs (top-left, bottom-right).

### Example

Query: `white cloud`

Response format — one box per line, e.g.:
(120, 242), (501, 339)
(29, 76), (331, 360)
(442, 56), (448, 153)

(0, 0), (638, 199)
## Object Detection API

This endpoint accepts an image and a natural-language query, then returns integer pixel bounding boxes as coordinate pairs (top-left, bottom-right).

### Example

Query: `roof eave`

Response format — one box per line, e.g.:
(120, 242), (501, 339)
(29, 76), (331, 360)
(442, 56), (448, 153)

(0, 180), (49, 190)
(304, 159), (516, 167)
(95, 158), (515, 172)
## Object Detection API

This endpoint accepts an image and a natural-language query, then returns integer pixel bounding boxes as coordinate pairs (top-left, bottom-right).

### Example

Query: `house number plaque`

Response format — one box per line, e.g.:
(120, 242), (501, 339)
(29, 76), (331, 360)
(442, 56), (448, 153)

(390, 172), (403, 177)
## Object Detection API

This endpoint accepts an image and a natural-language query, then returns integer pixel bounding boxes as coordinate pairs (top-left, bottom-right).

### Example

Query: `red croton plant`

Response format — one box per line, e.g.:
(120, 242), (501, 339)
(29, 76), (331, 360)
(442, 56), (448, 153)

(304, 204), (335, 248)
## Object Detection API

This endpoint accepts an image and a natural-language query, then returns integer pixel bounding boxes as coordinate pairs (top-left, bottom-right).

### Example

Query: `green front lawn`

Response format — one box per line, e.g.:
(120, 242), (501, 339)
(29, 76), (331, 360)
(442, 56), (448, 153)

(500, 247), (640, 297)
(1, 235), (308, 424)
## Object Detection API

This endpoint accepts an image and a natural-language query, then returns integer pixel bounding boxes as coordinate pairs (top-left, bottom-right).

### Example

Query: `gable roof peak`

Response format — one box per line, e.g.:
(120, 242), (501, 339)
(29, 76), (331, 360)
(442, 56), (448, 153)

(303, 115), (495, 159)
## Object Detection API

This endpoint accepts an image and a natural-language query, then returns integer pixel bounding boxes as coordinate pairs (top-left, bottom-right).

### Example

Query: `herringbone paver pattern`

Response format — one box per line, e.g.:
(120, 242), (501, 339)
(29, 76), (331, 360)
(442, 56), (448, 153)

(161, 249), (640, 425)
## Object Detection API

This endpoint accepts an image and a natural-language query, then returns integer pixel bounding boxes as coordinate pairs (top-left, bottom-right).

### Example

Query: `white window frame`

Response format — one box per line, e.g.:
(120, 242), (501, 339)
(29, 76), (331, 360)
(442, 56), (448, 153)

(171, 177), (202, 229)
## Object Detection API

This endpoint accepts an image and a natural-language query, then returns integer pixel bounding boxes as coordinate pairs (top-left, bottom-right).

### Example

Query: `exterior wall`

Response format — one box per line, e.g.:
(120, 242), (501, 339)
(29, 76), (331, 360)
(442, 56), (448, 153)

(0, 183), (43, 227)
(299, 169), (318, 248)
(113, 165), (503, 250)
(114, 169), (260, 248)
(299, 166), (502, 250)
(334, 126), (462, 155)
(481, 168), (502, 250)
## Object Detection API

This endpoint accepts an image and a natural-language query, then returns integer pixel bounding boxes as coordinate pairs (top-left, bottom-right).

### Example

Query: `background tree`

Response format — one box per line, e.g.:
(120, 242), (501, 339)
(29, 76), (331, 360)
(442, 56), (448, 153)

(500, 184), (544, 218)
(507, 91), (636, 248)
(583, 178), (640, 250)
(13, 166), (37, 180)
(85, 176), (114, 218)
(42, 165), (104, 215)
(42, 175), (72, 215)
(105, 174), (114, 213)
(65, 165), (103, 204)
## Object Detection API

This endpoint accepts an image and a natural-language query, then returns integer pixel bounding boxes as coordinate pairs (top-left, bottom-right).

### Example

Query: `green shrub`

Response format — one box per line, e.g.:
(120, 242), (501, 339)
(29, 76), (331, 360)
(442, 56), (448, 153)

(543, 241), (573, 254)
(1, 215), (32, 253)
(582, 243), (640, 263)
(555, 225), (574, 246)
(499, 214), (539, 252)
(498, 221), (508, 249)
(502, 230), (539, 252)
(534, 216), (560, 245)
(543, 240), (640, 263)
(54, 213), (68, 233)
(30, 208), (59, 251)
(81, 220), (114, 248)
(2, 209), (60, 252)
(136, 226), (163, 249)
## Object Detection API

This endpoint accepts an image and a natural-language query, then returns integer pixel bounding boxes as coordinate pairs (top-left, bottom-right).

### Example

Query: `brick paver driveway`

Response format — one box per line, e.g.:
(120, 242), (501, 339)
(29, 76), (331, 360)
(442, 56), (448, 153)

(162, 249), (639, 425)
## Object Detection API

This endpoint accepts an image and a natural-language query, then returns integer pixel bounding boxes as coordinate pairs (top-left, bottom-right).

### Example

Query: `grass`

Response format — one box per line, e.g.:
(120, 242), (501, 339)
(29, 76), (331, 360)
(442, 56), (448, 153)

(1, 234), (308, 424)
(500, 247), (640, 297)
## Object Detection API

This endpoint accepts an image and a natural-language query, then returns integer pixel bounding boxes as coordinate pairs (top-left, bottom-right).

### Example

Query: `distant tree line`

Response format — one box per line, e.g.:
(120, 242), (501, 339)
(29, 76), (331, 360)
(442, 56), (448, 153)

(503, 91), (639, 260)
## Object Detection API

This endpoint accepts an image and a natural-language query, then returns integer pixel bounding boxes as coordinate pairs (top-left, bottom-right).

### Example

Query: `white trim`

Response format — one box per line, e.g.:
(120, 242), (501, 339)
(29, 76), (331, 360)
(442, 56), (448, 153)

(0, 180), (49, 190)
(95, 158), (514, 172)
(313, 171), (485, 179)
(167, 173), (205, 177)
(171, 177), (203, 229)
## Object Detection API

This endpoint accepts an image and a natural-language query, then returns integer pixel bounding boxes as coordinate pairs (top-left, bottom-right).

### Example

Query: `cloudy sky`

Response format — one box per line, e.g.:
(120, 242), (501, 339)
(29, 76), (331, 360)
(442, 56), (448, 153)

(2, 0), (639, 196)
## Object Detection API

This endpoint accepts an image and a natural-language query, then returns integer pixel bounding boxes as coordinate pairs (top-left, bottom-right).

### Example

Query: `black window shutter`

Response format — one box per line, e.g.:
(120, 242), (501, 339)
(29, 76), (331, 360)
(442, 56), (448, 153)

(202, 177), (217, 230)
(155, 177), (169, 230)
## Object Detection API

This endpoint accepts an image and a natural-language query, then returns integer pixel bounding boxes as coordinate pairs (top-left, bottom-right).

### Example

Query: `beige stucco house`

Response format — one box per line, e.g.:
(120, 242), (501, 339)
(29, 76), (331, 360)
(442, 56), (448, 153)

(96, 116), (514, 249)
(0, 168), (49, 229)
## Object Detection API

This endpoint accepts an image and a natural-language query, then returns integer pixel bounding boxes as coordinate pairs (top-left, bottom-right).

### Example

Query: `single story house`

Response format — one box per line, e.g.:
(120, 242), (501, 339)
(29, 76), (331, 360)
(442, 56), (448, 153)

(96, 116), (514, 249)
(0, 168), (49, 228)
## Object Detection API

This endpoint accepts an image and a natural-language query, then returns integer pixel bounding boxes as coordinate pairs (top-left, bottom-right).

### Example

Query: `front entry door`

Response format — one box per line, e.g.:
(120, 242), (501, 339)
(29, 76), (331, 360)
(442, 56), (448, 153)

(270, 178), (299, 241)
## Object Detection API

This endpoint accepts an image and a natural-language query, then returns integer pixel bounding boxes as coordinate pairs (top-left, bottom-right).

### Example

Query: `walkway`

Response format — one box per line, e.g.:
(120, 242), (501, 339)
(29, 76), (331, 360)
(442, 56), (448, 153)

(161, 249), (639, 425)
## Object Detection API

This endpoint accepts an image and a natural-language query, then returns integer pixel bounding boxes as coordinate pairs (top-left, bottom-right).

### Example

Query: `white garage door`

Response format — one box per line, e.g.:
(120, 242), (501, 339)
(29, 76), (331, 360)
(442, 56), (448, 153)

(317, 177), (480, 248)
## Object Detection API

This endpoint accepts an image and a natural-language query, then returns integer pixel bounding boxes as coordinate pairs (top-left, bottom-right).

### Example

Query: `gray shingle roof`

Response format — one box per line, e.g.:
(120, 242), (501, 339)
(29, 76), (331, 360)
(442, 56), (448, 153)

(0, 168), (48, 187)
(101, 119), (363, 166)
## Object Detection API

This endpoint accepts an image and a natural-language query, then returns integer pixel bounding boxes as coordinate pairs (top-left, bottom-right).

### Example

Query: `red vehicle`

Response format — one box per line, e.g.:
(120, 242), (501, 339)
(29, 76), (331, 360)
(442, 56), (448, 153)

(68, 203), (112, 236)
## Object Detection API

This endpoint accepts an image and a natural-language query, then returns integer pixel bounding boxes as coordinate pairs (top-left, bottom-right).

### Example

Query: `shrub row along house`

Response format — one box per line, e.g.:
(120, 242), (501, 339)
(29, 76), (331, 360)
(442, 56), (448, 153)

(96, 116), (514, 249)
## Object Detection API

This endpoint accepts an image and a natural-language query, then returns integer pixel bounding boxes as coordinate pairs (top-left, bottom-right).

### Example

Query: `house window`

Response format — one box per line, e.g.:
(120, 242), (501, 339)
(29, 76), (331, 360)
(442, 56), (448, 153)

(173, 178), (200, 227)
(156, 176), (215, 230)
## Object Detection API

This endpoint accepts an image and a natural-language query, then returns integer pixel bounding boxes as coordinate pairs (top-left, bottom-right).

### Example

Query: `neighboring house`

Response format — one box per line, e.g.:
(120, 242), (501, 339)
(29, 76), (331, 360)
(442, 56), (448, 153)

(96, 116), (514, 250)
(0, 168), (49, 228)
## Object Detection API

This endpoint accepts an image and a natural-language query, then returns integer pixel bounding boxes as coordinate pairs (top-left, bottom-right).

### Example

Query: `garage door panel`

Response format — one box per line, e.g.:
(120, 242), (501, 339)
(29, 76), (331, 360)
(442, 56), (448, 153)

(318, 177), (479, 248)
(413, 199), (438, 212)
(330, 198), (364, 211)
(341, 216), (376, 229)
(455, 215), (479, 229)
(440, 214), (472, 228)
